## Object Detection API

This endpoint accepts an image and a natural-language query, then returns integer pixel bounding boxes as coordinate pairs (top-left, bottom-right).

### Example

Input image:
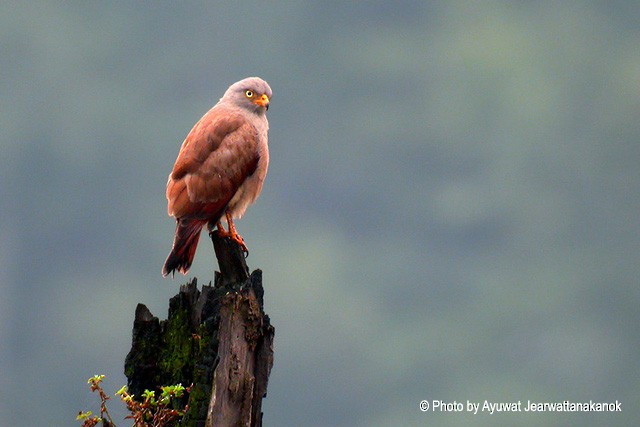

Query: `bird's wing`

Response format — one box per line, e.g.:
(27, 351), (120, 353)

(167, 107), (260, 219)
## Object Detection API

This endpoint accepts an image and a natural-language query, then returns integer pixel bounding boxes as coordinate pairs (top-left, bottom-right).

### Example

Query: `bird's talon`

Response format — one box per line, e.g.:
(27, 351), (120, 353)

(233, 236), (249, 257)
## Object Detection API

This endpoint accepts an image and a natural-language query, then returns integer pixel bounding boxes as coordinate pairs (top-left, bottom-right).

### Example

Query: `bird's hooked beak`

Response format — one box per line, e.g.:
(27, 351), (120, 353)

(254, 94), (270, 110)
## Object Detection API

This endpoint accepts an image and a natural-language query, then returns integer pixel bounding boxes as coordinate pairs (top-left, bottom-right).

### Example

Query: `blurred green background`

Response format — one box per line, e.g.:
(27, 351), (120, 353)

(1, 2), (639, 426)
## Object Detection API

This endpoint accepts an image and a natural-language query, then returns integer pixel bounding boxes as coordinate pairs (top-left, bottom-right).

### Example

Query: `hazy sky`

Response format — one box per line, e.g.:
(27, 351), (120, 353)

(2, 2), (639, 426)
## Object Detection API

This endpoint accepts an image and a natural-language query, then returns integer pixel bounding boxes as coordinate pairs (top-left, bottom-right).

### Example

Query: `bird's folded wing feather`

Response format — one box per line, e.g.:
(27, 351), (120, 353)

(167, 108), (260, 219)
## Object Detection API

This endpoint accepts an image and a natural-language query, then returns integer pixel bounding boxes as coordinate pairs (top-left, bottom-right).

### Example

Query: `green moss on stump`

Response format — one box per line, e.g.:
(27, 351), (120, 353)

(125, 278), (219, 426)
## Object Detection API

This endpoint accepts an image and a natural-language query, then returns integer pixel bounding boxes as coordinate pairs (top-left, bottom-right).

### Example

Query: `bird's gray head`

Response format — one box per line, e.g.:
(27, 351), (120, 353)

(221, 77), (272, 114)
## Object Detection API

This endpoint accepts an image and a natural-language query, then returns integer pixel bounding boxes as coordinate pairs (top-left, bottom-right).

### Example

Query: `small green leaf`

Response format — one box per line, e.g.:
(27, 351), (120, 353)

(76, 410), (92, 420)
(142, 389), (155, 402)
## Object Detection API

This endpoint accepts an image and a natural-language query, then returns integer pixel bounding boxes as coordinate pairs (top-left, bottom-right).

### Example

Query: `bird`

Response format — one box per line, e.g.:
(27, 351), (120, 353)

(162, 77), (272, 277)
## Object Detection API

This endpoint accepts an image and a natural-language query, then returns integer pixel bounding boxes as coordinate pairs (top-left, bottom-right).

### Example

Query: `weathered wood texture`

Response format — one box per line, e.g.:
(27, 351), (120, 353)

(124, 231), (274, 427)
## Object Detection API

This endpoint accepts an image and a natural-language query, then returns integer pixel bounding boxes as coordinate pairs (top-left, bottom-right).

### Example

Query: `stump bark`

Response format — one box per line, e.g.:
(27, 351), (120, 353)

(124, 231), (274, 427)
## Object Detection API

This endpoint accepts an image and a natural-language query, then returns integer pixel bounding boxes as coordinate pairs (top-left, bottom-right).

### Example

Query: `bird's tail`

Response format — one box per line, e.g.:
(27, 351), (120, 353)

(162, 219), (206, 277)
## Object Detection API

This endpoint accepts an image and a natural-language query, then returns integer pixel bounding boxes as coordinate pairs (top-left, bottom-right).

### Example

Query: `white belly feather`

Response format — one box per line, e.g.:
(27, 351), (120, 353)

(226, 120), (269, 220)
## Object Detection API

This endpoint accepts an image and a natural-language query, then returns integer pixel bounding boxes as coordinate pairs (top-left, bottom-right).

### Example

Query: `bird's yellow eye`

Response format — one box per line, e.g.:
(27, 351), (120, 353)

(245, 90), (254, 98)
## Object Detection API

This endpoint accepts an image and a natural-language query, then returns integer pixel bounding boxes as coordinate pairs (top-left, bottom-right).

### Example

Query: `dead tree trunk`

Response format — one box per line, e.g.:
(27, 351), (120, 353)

(124, 231), (275, 427)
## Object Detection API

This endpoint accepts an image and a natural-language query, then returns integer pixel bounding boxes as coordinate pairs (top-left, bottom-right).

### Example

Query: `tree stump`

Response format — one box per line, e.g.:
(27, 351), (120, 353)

(124, 232), (275, 427)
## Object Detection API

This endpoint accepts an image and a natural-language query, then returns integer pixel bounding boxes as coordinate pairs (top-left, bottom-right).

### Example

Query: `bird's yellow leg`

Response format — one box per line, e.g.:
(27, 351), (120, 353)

(215, 221), (228, 235)
(225, 212), (249, 255)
